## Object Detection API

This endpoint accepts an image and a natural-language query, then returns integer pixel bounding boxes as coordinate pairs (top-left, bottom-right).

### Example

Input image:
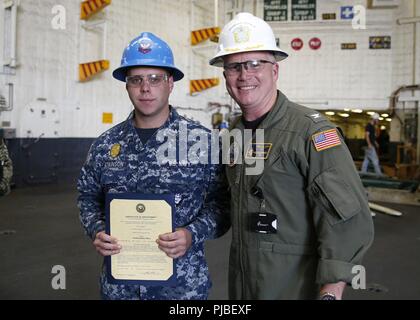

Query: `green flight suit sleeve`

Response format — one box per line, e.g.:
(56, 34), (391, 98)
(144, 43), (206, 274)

(305, 124), (374, 286)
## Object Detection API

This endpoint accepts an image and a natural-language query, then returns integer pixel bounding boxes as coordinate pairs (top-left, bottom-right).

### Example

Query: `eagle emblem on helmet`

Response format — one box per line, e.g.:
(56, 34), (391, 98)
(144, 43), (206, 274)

(138, 37), (153, 54)
(233, 25), (250, 44)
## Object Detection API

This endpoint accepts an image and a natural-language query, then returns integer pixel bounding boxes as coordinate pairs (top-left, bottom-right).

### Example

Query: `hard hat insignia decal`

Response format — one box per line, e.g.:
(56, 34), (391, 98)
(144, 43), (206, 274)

(138, 37), (153, 54)
(233, 25), (250, 44)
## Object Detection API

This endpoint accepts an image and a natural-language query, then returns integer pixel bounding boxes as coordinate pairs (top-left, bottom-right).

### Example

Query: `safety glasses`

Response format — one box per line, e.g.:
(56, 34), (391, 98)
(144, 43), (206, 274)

(223, 59), (275, 76)
(126, 74), (169, 87)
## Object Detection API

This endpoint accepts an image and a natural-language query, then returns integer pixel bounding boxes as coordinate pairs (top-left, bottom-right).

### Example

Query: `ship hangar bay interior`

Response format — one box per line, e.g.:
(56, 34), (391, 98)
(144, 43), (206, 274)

(0, 0), (420, 300)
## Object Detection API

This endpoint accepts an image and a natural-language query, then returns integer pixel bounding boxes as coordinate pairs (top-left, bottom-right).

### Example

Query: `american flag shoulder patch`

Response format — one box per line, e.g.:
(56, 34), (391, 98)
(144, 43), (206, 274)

(312, 129), (342, 152)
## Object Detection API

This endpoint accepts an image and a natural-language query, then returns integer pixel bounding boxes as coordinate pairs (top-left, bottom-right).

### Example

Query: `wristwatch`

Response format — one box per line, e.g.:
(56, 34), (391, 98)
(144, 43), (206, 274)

(320, 292), (336, 300)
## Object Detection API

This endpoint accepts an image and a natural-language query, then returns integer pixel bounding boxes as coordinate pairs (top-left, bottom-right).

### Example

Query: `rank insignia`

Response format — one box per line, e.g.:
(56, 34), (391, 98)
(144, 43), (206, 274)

(312, 129), (341, 152)
(110, 144), (121, 158)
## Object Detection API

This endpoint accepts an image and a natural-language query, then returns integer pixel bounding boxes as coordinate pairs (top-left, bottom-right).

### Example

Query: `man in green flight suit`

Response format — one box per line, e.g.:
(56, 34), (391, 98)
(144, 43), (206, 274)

(210, 13), (374, 300)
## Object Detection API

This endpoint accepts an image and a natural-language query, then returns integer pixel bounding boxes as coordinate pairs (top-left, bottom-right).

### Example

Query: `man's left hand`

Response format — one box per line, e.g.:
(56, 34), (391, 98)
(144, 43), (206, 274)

(320, 281), (346, 300)
(157, 228), (192, 259)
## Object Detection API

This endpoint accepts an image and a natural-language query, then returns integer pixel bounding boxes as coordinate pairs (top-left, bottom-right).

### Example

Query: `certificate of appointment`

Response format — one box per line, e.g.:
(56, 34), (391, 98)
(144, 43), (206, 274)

(105, 193), (176, 286)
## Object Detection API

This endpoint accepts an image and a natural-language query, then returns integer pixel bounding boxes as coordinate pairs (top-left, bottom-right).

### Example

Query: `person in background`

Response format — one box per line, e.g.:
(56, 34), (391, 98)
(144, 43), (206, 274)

(362, 113), (383, 175)
(0, 129), (13, 197)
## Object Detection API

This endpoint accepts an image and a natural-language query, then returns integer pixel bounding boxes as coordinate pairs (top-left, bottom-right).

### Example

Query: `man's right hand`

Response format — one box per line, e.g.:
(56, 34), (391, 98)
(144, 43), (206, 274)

(93, 231), (122, 256)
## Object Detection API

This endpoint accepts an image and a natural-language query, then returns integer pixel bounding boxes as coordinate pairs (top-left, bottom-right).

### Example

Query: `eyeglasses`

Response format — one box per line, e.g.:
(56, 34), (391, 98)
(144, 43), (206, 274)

(126, 74), (169, 87)
(223, 60), (275, 76)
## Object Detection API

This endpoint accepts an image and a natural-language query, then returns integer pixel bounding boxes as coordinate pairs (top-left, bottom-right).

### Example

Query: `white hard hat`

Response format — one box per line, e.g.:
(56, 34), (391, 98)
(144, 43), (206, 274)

(209, 12), (288, 67)
(371, 113), (380, 120)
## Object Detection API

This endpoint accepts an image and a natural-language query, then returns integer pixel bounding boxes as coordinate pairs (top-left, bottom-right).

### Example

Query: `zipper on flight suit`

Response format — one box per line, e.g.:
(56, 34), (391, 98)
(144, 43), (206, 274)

(238, 130), (259, 298)
(260, 198), (266, 212)
(238, 163), (246, 299)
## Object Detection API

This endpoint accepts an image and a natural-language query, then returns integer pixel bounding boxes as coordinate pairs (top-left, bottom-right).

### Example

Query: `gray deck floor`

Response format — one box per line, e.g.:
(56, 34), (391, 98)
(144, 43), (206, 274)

(0, 184), (419, 300)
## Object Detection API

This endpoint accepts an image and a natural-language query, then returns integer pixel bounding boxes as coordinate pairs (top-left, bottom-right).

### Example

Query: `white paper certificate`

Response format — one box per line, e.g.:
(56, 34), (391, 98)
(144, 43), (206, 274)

(109, 198), (173, 282)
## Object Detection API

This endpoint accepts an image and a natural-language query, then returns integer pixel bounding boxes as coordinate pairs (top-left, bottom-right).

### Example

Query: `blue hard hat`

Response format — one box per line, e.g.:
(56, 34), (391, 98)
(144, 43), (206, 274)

(113, 32), (184, 82)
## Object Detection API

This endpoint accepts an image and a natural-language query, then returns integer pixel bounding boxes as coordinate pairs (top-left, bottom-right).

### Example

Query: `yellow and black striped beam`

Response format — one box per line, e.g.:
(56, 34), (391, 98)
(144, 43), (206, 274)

(81, 0), (111, 20)
(191, 27), (220, 46)
(190, 78), (220, 95)
(79, 60), (110, 82)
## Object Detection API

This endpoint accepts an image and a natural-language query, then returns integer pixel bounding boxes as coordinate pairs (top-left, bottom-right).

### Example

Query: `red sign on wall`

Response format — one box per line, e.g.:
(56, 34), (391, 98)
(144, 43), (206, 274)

(291, 38), (303, 50)
(309, 37), (322, 50)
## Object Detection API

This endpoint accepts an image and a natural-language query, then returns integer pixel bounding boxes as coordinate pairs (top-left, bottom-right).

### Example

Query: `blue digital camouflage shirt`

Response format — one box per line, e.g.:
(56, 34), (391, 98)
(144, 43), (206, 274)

(77, 107), (230, 300)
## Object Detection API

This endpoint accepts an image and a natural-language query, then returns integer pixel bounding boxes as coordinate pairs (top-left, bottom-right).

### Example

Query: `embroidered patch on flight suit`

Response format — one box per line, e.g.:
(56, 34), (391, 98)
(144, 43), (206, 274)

(245, 143), (272, 159)
(312, 129), (341, 152)
(110, 144), (121, 158)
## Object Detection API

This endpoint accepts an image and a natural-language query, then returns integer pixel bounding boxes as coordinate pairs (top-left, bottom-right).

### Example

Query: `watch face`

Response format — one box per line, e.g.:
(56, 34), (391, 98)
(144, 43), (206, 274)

(321, 293), (336, 300)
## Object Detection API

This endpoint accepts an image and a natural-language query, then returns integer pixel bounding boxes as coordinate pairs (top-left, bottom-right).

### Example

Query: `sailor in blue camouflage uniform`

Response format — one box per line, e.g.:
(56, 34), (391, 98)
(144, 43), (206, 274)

(77, 32), (229, 300)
